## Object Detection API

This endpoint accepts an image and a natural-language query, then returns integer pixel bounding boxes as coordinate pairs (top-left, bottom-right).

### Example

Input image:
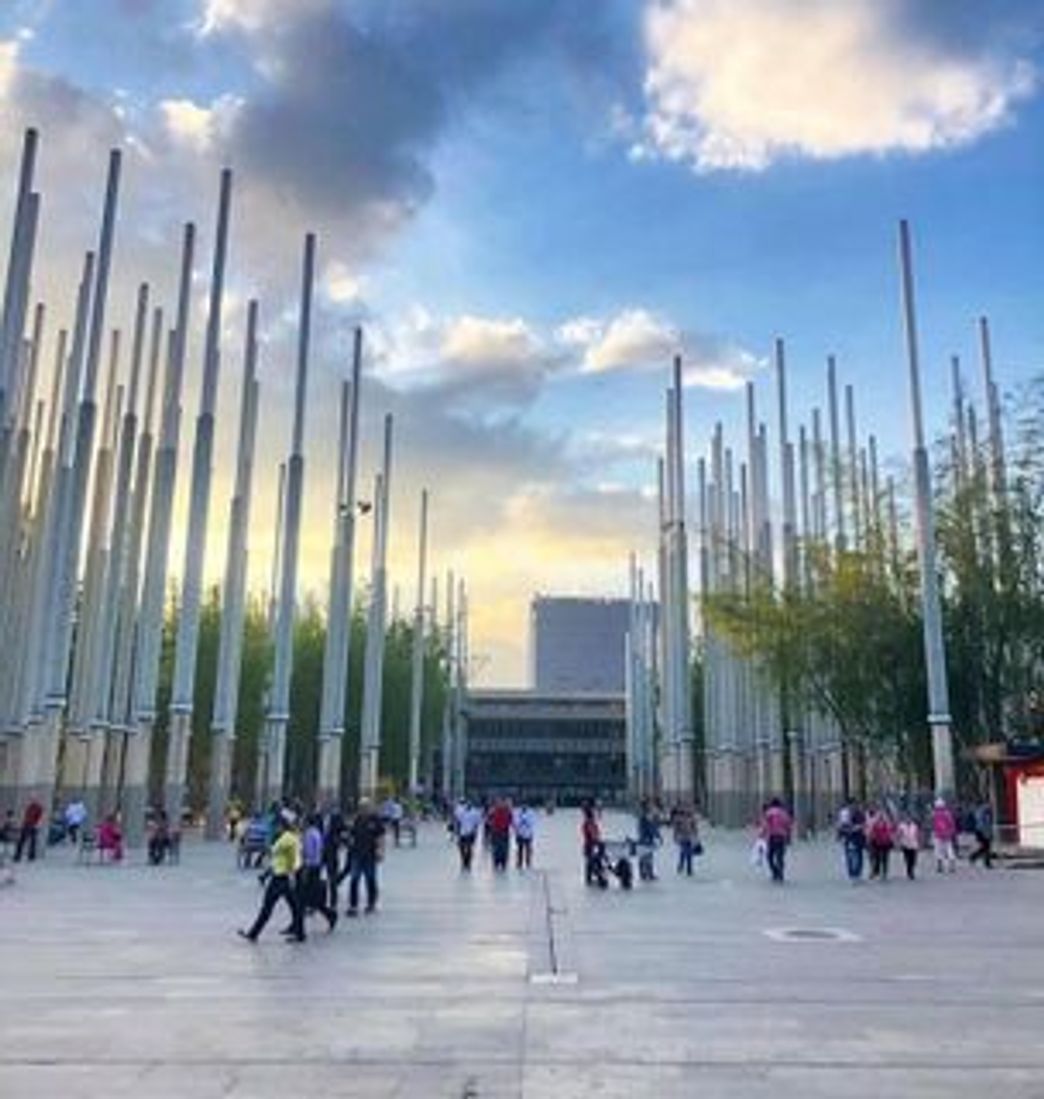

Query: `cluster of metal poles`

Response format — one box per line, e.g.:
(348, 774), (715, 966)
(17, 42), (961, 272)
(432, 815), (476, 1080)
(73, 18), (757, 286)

(626, 222), (1005, 823)
(0, 130), (465, 843)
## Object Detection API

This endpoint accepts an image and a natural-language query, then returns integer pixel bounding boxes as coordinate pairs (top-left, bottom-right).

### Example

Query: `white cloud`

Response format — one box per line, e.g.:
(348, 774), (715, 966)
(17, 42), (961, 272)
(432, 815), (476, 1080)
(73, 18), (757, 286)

(558, 308), (678, 373)
(640, 0), (1038, 171)
(159, 97), (219, 153)
(320, 259), (365, 305)
(440, 315), (543, 370)
(0, 39), (19, 99)
(197, 0), (328, 37)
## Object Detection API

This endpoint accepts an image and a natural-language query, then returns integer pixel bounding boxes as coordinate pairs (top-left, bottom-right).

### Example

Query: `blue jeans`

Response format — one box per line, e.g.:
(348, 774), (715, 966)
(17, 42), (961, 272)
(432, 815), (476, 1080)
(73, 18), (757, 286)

(844, 839), (865, 880)
(677, 840), (694, 875)
(349, 856), (378, 911)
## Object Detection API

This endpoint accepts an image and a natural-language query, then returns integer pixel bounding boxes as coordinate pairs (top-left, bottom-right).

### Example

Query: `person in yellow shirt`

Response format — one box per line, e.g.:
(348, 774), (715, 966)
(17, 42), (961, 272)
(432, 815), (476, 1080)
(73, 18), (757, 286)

(239, 811), (305, 942)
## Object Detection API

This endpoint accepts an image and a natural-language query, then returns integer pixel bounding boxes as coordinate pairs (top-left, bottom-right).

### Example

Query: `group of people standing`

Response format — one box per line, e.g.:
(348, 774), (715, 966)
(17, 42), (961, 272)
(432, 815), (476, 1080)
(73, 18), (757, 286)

(239, 799), (386, 944)
(451, 798), (537, 872)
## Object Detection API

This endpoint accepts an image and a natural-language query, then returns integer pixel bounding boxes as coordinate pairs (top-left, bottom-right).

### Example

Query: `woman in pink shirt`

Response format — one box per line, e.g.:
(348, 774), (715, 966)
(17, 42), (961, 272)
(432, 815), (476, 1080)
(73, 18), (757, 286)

(931, 799), (957, 873)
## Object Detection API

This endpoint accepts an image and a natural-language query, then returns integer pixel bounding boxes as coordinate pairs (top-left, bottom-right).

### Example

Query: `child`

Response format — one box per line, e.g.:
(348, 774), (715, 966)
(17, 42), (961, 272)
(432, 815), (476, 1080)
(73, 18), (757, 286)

(896, 815), (920, 880)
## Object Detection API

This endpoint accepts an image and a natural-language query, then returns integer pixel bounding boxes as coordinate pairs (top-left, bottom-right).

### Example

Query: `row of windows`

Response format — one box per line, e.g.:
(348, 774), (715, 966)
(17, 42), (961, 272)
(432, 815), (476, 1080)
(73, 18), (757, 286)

(467, 718), (625, 741)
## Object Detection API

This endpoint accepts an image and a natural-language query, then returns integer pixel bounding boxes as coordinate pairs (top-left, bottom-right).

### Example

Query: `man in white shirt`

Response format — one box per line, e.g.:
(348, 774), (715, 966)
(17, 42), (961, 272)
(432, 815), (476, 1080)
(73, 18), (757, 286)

(513, 803), (535, 869)
(64, 799), (88, 843)
(455, 801), (483, 871)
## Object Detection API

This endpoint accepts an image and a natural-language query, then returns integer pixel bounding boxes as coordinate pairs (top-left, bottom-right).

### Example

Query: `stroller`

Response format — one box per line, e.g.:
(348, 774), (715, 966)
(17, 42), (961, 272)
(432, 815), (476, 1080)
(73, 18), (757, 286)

(588, 839), (635, 890)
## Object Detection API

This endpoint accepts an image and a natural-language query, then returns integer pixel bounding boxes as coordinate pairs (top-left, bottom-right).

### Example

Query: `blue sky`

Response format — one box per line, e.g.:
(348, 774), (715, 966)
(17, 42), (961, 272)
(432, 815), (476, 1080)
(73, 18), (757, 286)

(1, 0), (1042, 683)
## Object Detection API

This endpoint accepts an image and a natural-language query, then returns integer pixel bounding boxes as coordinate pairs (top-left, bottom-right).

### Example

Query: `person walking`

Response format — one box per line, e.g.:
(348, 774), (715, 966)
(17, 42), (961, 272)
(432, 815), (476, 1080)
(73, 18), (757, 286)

(581, 803), (605, 886)
(239, 811), (305, 943)
(322, 810), (346, 911)
(673, 803), (699, 876)
(837, 800), (867, 883)
(347, 800), (385, 916)
(867, 807), (895, 881)
(932, 798), (958, 873)
(896, 814), (920, 880)
(299, 813), (337, 931)
(14, 798), (44, 862)
(513, 802), (535, 869)
(487, 798), (513, 872)
(969, 801), (994, 868)
(760, 798), (793, 884)
(455, 800), (482, 872)
(636, 799), (661, 881)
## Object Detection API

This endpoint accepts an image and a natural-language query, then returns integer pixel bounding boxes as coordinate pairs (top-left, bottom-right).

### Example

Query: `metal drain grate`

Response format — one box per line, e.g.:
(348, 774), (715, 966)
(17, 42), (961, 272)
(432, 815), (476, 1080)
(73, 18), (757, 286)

(763, 926), (862, 943)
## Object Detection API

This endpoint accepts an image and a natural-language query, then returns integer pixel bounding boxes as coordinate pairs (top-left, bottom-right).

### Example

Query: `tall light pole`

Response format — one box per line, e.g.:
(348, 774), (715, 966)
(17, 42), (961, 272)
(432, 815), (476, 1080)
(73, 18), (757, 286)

(407, 488), (429, 795)
(262, 232), (315, 807)
(318, 329), (363, 807)
(898, 219), (955, 800)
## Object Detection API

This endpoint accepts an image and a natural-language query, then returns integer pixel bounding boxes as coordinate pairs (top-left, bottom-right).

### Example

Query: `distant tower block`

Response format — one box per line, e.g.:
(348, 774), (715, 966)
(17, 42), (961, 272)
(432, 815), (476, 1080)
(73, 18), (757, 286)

(530, 596), (638, 693)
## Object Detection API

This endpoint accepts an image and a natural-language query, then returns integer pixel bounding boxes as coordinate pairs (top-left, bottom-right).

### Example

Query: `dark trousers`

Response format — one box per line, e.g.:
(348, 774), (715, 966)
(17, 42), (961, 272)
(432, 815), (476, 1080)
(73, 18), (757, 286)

(869, 843), (891, 880)
(14, 825), (38, 862)
(324, 857), (341, 909)
(902, 847), (917, 880)
(491, 832), (509, 871)
(247, 874), (303, 941)
(584, 842), (606, 885)
(844, 839), (864, 880)
(766, 835), (786, 882)
(349, 857), (378, 911)
(458, 834), (476, 871)
(969, 831), (993, 868)
(677, 840), (694, 876)
(302, 866), (337, 927)
(516, 837), (532, 869)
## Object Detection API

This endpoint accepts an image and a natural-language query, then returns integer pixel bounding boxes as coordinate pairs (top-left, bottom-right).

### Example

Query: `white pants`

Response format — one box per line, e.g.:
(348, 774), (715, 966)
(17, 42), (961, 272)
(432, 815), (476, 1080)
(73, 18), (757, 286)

(933, 837), (956, 869)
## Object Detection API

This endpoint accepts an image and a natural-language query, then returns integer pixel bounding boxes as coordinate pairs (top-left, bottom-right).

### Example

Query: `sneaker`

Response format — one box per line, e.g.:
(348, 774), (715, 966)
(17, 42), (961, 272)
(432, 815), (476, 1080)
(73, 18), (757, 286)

(345, 908), (359, 918)
(327, 912), (338, 932)
(364, 904), (376, 914)
(237, 929), (257, 942)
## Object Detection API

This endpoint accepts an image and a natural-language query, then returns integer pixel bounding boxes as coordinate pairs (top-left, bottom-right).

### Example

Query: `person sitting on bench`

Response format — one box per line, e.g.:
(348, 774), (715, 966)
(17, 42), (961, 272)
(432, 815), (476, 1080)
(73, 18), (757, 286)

(148, 810), (172, 865)
(98, 814), (124, 862)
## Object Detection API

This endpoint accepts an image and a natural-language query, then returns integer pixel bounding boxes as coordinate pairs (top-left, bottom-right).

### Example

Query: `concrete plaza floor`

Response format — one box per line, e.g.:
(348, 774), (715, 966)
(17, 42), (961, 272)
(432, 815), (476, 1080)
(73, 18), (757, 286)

(2, 813), (1044, 1098)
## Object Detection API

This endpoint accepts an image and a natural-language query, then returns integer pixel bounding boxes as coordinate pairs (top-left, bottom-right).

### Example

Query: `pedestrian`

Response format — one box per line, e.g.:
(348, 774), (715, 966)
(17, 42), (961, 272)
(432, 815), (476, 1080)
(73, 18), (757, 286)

(381, 795), (403, 847)
(581, 802), (605, 886)
(64, 799), (87, 844)
(300, 813), (337, 931)
(932, 798), (958, 873)
(867, 807), (895, 881)
(636, 799), (661, 881)
(487, 798), (513, 872)
(969, 801), (994, 868)
(760, 798), (793, 883)
(455, 800), (482, 871)
(239, 810), (305, 943)
(98, 813), (124, 862)
(836, 800), (867, 883)
(347, 800), (385, 916)
(148, 810), (172, 865)
(513, 802), (535, 869)
(13, 798), (44, 862)
(673, 803), (700, 876)
(323, 810), (346, 910)
(896, 814), (920, 880)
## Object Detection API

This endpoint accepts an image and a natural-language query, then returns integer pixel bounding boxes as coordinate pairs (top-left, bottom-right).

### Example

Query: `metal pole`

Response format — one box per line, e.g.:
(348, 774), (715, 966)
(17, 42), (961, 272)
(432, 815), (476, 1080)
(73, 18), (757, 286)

(264, 232), (315, 807)
(167, 168), (233, 822)
(407, 488), (429, 795)
(898, 219), (954, 799)
(207, 299), (259, 837)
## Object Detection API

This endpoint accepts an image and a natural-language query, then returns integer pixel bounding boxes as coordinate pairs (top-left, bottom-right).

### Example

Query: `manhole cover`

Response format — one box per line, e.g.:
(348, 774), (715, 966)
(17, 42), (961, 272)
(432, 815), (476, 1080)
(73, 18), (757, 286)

(763, 927), (861, 943)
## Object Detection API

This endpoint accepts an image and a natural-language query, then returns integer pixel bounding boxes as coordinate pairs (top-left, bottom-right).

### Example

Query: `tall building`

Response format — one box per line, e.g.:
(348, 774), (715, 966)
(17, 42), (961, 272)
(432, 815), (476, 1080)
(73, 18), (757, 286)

(530, 596), (631, 692)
